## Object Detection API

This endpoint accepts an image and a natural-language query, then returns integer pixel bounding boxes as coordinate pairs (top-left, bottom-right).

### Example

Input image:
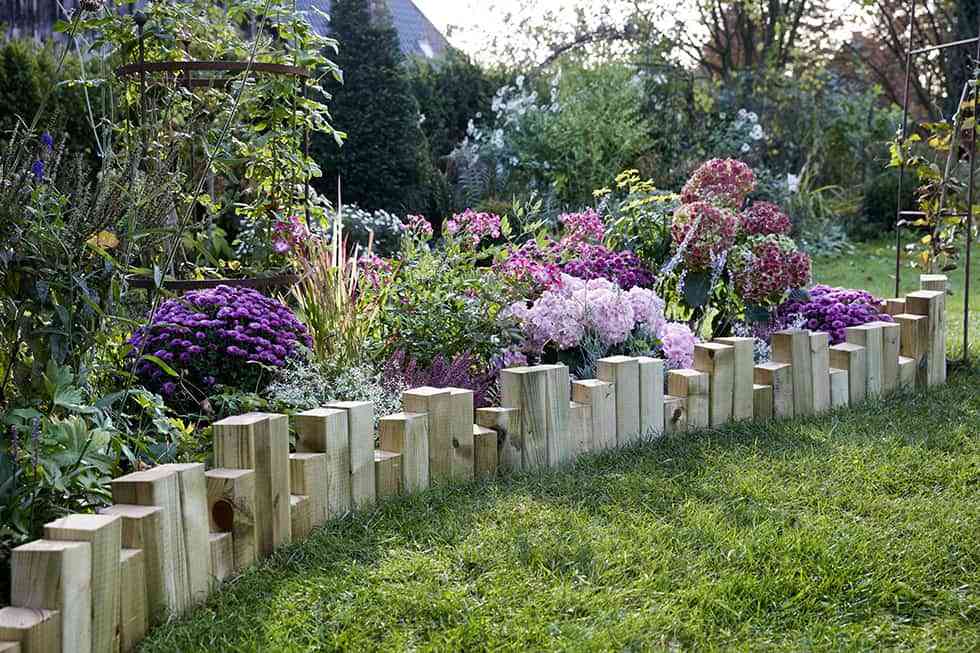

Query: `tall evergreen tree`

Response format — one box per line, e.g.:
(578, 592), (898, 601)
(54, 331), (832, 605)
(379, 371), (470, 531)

(312, 0), (440, 215)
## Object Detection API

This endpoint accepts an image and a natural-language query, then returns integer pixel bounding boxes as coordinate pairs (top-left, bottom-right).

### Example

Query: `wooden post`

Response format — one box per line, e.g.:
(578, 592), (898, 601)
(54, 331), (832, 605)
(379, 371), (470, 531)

(473, 425), (498, 479)
(663, 395), (687, 433)
(11, 539), (90, 653)
(693, 343), (734, 427)
(597, 356), (640, 445)
(877, 321), (901, 394)
(667, 369), (709, 429)
(500, 367), (549, 469)
(208, 533), (233, 584)
(714, 336), (755, 420)
(568, 401), (592, 458)
(0, 608), (60, 652)
(906, 289), (946, 386)
(43, 514), (120, 653)
(752, 384), (773, 420)
(540, 364), (571, 463)
(204, 469), (256, 573)
(378, 412), (429, 493)
(294, 408), (351, 517)
(325, 401), (376, 509)
(99, 505), (167, 624)
(0, 642), (17, 653)
(289, 495), (312, 540)
(403, 387), (455, 482)
(636, 357), (665, 439)
(289, 453), (328, 528)
(898, 355), (916, 389)
(829, 368), (849, 408)
(753, 363), (793, 419)
(374, 450), (402, 498)
(830, 343), (867, 405)
(920, 273), (948, 293)
(894, 313), (929, 387)
(213, 413), (291, 556)
(885, 298), (907, 316)
(118, 548), (148, 652)
(475, 407), (522, 473)
(446, 389), (476, 482)
(158, 463), (211, 605)
(772, 329), (813, 416)
(570, 380), (616, 450)
(809, 332), (831, 413)
(846, 324), (883, 397)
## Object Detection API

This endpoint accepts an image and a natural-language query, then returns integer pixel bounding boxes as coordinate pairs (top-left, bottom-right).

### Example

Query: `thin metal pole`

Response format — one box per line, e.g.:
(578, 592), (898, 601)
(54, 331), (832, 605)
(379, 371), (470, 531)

(965, 21), (980, 363)
(895, 0), (917, 297)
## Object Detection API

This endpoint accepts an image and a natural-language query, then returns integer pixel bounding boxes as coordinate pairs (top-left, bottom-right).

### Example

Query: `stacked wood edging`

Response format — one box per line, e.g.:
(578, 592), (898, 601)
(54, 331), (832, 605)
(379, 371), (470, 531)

(0, 277), (949, 653)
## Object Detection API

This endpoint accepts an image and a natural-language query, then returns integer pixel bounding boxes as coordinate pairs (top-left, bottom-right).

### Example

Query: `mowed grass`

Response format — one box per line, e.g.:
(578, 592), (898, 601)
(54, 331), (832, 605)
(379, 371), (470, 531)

(141, 244), (980, 652)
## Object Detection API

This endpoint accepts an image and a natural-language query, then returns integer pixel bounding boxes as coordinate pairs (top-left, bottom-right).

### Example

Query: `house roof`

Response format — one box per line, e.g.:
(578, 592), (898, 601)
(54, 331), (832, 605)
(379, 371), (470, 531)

(297, 0), (450, 60)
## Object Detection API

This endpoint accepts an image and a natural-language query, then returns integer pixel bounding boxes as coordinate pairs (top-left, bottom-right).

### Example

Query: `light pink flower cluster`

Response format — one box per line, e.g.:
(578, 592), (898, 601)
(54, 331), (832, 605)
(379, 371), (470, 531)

(681, 158), (756, 208)
(670, 202), (739, 270)
(272, 214), (311, 254)
(730, 235), (811, 306)
(627, 286), (666, 337)
(444, 209), (502, 247)
(660, 322), (696, 368)
(740, 201), (792, 236)
(404, 214), (433, 239)
(494, 240), (563, 289)
(559, 208), (605, 244)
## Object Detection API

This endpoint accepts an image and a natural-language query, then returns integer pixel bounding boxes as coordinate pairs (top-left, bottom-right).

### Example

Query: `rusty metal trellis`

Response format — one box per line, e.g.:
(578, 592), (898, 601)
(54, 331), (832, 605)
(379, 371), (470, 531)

(894, 0), (977, 363)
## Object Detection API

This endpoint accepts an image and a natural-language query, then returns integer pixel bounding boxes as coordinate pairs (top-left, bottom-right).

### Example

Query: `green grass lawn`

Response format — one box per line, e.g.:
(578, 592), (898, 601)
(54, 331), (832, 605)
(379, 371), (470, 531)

(140, 244), (980, 652)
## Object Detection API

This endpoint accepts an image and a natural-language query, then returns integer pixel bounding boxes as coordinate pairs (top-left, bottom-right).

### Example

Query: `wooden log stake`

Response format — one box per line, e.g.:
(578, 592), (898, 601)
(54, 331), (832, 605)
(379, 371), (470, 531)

(570, 380), (616, 450)
(894, 313), (930, 388)
(663, 395), (687, 433)
(667, 369), (709, 429)
(208, 533), (234, 584)
(294, 408), (350, 517)
(403, 387), (455, 482)
(43, 514), (121, 653)
(906, 290), (947, 386)
(500, 367), (556, 469)
(898, 355), (916, 389)
(597, 356), (641, 445)
(11, 539), (90, 653)
(472, 425), (498, 479)
(0, 608), (60, 653)
(0, 642), (17, 653)
(809, 332), (831, 413)
(445, 389), (475, 482)
(158, 462), (211, 605)
(378, 412), (430, 493)
(753, 363), (793, 419)
(772, 329), (813, 416)
(99, 505), (167, 624)
(636, 357), (665, 439)
(289, 495), (312, 540)
(374, 450), (402, 498)
(829, 343), (867, 405)
(885, 298), (907, 316)
(693, 343), (735, 427)
(289, 453), (328, 528)
(568, 401), (592, 459)
(204, 469), (256, 573)
(714, 336), (755, 420)
(920, 273), (948, 293)
(829, 368), (849, 408)
(540, 364), (571, 463)
(752, 384), (773, 420)
(118, 548), (148, 652)
(474, 407), (522, 473)
(325, 401), (376, 509)
(877, 321), (901, 394)
(213, 413), (291, 555)
(846, 324), (883, 397)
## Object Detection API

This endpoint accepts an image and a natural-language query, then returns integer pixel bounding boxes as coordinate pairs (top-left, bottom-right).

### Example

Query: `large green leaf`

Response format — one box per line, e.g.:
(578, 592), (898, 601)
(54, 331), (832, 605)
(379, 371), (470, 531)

(682, 271), (712, 308)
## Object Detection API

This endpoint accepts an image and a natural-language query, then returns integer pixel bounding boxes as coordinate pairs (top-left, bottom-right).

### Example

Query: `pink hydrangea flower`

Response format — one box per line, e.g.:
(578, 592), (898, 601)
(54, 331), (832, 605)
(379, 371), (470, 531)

(681, 158), (756, 208)
(626, 286), (666, 336)
(404, 214), (433, 239)
(730, 235), (811, 306)
(671, 202), (739, 270)
(444, 209), (502, 247)
(740, 201), (792, 236)
(660, 322), (696, 368)
(559, 208), (605, 244)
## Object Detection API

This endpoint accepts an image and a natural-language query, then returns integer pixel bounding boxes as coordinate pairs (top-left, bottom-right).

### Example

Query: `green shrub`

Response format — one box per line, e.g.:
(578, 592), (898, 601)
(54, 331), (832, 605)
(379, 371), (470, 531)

(858, 169), (914, 240)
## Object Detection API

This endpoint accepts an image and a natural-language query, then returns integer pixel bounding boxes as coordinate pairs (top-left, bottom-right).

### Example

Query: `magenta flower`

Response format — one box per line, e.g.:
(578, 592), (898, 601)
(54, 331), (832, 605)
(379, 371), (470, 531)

(741, 201), (792, 236)
(444, 209), (502, 248)
(671, 202), (739, 271)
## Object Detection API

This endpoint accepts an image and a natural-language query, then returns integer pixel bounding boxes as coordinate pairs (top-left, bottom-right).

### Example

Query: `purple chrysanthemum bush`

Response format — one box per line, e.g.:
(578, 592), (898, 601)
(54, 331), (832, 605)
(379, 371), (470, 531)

(776, 285), (893, 344)
(130, 285), (311, 402)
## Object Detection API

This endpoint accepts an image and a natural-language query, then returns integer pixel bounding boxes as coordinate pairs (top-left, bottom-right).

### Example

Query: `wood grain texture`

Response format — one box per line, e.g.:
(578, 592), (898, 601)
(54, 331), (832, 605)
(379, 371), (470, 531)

(846, 324), (883, 397)
(693, 343), (734, 427)
(809, 332), (831, 413)
(597, 356), (640, 445)
(11, 539), (90, 653)
(204, 469), (257, 573)
(294, 408), (351, 516)
(213, 413), (292, 556)
(829, 368), (849, 408)
(98, 504), (167, 624)
(541, 365), (571, 464)
(43, 514), (121, 653)
(906, 290), (946, 386)
(118, 548), (148, 653)
(898, 356), (916, 389)
(445, 389), (475, 482)
(830, 343), (867, 406)
(753, 363), (794, 419)
(208, 533), (234, 584)
(772, 329), (813, 416)
(158, 463), (211, 606)
(325, 401), (376, 509)
(378, 412), (429, 493)
(752, 384), (773, 420)
(667, 369), (709, 429)
(374, 450), (402, 498)
(403, 387), (455, 483)
(894, 313), (930, 388)
(636, 357), (665, 439)
(289, 495), (312, 540)
(663, 395), (687, 434)
(472, 425), (498, 479)
(289, 453), (328, 528)
(877, 321), (901, 394)
(570, 380), (616, 450)
(500, 367), (550, 469)
(885, 298), (907, 316)
(475, 407), (522, 473)
(0, 641), (19, 652)
(714, 336), (755, 420)
(568, 401), (592, 459)
(919, 273), (948, 292)
(0, 608), (60, 653)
